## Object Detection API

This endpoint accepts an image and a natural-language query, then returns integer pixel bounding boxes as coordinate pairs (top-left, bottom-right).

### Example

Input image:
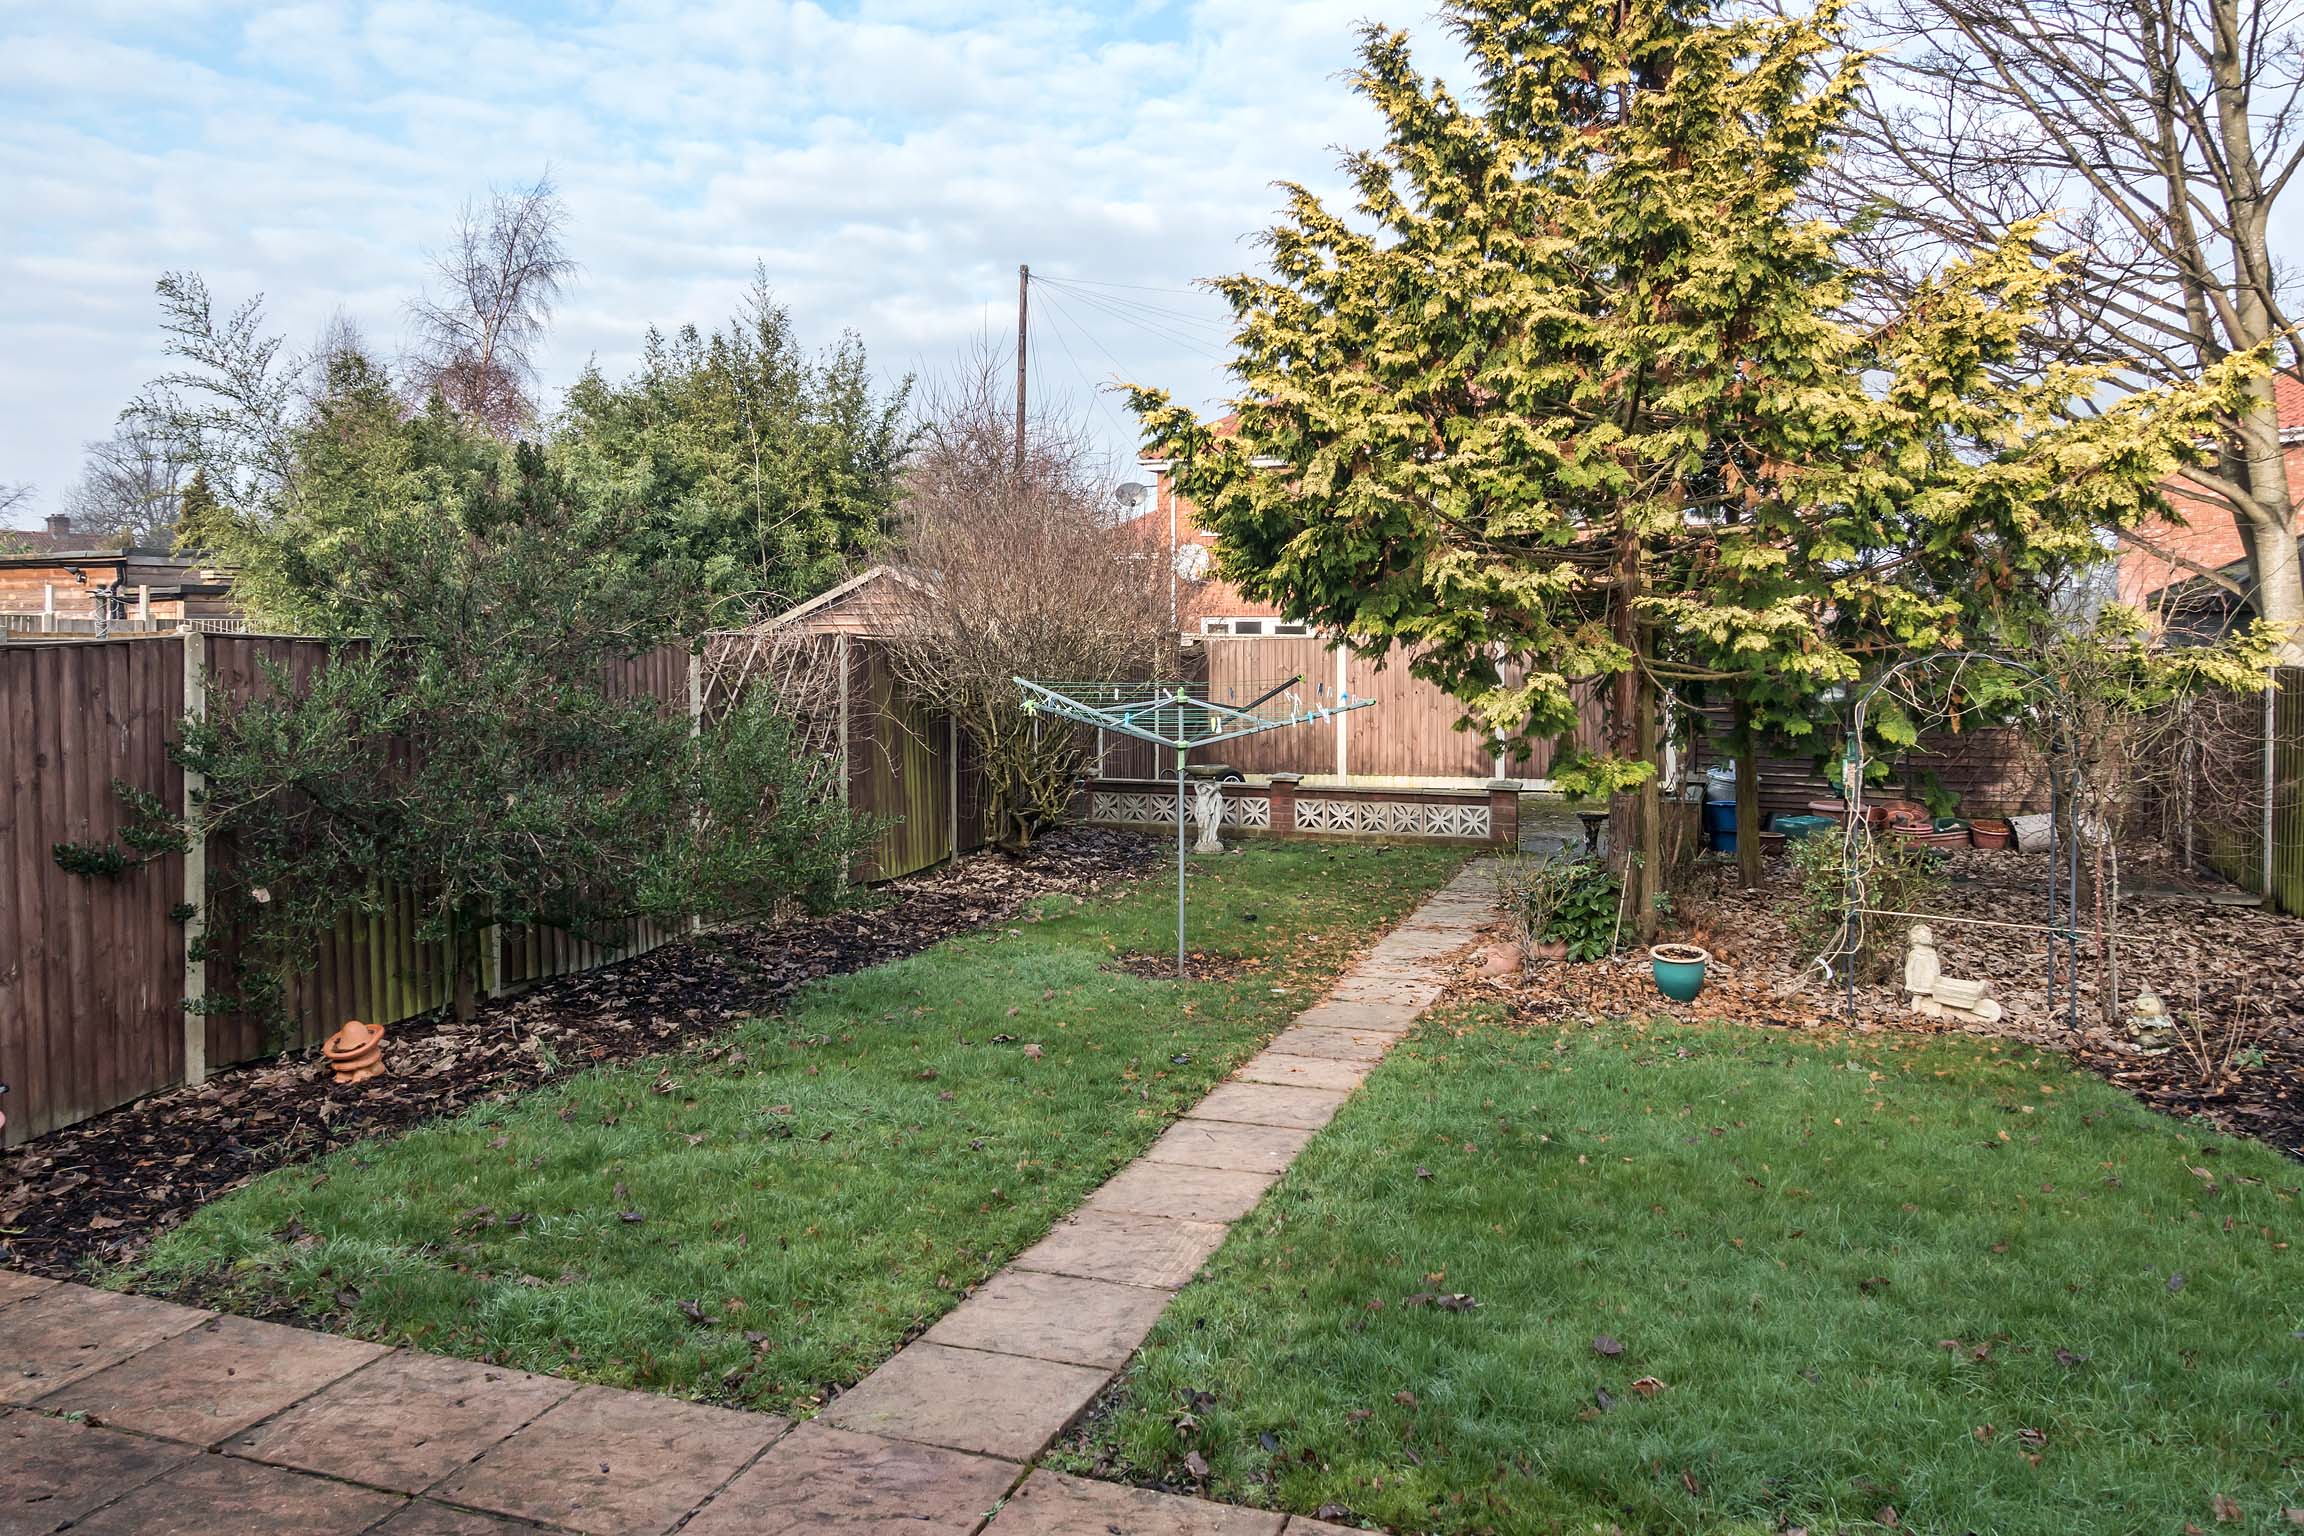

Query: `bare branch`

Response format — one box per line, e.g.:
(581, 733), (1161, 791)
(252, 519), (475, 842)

(406, 172), (577, 436)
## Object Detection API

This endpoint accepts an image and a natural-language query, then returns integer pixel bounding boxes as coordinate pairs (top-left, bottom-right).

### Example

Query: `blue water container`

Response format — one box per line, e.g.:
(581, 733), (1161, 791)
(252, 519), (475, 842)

(1702, 799), (1738, 853)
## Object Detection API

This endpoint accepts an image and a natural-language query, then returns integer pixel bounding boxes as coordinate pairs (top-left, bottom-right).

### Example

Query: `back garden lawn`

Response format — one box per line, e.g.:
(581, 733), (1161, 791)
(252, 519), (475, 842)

(125, 842), (1469, 1413)
(1070, 1003), (2304, 1536)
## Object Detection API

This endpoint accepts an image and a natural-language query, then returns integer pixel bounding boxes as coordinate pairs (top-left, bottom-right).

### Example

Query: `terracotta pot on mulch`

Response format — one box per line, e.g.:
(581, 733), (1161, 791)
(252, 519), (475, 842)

(1970, 818), (2013, 850)
(320, 1020), (386, 1085)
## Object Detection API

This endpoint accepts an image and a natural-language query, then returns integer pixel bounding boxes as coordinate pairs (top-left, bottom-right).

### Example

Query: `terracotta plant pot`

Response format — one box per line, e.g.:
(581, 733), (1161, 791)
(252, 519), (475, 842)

(1970, 818), (2013, 850)
(321, 1019), (386, 1085)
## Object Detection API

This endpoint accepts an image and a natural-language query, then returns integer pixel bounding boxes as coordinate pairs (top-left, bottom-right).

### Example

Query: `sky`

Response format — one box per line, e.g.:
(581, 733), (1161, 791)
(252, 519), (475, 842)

(1, 0), (1459, 527)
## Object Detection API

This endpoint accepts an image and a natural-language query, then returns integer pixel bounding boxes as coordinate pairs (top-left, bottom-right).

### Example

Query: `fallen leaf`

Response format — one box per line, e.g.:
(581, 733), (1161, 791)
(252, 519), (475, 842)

(2211, 1493), (2243, 1523)
(1592, 1334), (1624, 1357)
(1184, 1450), (1210, 1480)
(1021, 1043), (1044, 1061)
(1630, 1376), (1665, 1397)
(2168, 1271), (2186, 1293)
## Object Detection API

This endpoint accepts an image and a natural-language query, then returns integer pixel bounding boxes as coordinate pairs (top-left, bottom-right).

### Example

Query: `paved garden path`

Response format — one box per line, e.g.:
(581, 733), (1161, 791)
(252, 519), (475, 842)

(1, 862), (1496, 1536)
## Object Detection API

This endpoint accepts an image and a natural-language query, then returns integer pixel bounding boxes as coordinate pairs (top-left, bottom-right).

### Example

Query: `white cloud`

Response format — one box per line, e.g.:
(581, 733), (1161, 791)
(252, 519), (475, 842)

(0, 0), (1439, 521)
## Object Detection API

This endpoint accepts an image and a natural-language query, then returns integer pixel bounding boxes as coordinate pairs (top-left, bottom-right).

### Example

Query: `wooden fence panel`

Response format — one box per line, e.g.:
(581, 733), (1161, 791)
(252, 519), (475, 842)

(1, 639), (186, 1145)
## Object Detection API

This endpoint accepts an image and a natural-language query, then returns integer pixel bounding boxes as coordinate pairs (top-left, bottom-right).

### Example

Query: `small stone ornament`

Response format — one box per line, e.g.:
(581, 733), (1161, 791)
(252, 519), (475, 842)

(1902, 923), (2002, 1025)
(2126, 988), (2174, 1054)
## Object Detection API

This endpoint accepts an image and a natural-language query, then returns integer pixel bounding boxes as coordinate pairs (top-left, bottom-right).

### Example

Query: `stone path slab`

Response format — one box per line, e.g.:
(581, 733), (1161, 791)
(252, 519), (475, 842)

(1187, 1081), (1350, 1130)
(1083, 1161), (1280, 1224)
(66, 1452), (404, 1535)
(0, 1271), (55, 1310)
(1142, 1118), (1315, 1174)
(0, 1406), (198, 1536)
(819, 1343), (1108, 1461)
(987, 1469), (1285, 1534)
(431, 1385), (786, 1535)
(1011, 1207), (1230, 1289)
(0, 860), (1498, 1536)
(922, 1270), (1175, 1369)
(1257, 1026), (1390, 1062)
(0, 1286), (211, 1406)
(228, 1349), (578, 1494)
(41, 1312), (385, 1446)
(1229, 1053), (1371, 1092)
(681, 1423), (1015, 1535)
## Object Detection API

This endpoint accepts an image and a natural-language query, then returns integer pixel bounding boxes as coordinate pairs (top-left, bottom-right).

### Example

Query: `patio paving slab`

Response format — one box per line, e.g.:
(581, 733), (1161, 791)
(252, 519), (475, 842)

(1083, 1161), (1279, 1224)
(0, 1407), (198, 1536)
(1012, 1209), (1230, 1289)
(66, 1451), (403, 1536)
(1187, 1081), (1349, 1131)
(1259, 1027), (1390, 1063)
(430, 1384), (785, 1535)
(923, 1269), (1175, 1369)
(369, 1504), (552, 1534)
(820, 1342), (1107, 1461)
(0, 1272), (55, 1311)
(987, 1469), (1286, 1534)
(1230, 1053), (1371, 1093)
(40, 1313), (384, 1445)
(228, 1348), (577, 1493)
(1142, 1118), (1313, 1175)
(682, 1422), (1017, 1535)
(0, 1286), (211, 1406)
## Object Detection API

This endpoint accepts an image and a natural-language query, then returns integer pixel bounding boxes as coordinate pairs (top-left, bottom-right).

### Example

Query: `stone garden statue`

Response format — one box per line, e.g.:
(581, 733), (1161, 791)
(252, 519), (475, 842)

(1194, 781), (1225, 854)
(1903, 923), (2002, 1024)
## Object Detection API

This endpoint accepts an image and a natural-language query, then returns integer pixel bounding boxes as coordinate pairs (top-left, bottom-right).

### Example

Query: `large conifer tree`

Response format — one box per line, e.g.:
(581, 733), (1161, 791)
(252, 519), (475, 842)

(1135, 0), (2254, 931)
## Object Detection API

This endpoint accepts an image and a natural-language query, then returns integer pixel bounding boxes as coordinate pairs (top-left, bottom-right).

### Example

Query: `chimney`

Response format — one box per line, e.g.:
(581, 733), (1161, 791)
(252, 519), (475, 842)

(45, 513), (70, 539)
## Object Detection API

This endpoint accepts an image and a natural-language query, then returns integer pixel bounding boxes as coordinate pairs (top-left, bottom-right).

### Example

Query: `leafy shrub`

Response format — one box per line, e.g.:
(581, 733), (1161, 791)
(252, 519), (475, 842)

(1495, 853), (1623, 962)
(1785, 830), (1944, 982)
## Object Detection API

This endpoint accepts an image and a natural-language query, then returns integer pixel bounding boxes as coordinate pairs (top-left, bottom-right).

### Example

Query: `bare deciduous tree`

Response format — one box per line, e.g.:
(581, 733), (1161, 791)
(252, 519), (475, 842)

(0, 481), (31, 519)
(885, 353), (1174, 849)
(1836, 0), (2304, 658)
(62, 413), (192, 546)
(407, 174), (576, 436)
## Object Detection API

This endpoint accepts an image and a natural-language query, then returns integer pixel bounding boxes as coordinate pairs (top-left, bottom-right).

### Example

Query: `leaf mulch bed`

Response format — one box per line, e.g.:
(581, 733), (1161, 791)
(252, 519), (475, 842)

(0, 828), (1160, 1280)
(1469, 845), (2304, 1160)
(1108, 950), (1268, 983)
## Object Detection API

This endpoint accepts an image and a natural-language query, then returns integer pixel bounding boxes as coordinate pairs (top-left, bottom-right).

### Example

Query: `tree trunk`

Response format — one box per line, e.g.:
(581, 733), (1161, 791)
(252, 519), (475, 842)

(1734, 708), (1762, 891)
(1631, 656), (1663, 943)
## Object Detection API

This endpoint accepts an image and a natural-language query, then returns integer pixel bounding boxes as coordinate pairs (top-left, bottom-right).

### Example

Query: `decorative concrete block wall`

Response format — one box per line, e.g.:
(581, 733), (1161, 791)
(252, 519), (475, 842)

(1082, 774), (1517, 846)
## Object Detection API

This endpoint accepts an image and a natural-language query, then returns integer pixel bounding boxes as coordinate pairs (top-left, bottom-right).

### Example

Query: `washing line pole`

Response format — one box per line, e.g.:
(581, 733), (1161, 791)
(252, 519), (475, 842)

(1175, 743), (1189, 978)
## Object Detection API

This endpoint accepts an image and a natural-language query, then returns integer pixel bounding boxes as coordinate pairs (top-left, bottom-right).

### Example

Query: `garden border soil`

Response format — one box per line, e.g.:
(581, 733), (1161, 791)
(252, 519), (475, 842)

(0, 828), (1159, 1279)
(1482, 846), (2303, 1160)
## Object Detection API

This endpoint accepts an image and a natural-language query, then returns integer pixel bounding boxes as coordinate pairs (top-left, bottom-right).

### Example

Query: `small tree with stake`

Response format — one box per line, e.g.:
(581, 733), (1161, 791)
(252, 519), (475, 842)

(1133, 0), (2262, 937)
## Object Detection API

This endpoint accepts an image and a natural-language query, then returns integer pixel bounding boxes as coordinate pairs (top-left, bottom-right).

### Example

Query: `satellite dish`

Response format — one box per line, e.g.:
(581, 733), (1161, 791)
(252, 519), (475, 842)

(1114, 481), (1149, 511)
(1172, 543), (1211, 581)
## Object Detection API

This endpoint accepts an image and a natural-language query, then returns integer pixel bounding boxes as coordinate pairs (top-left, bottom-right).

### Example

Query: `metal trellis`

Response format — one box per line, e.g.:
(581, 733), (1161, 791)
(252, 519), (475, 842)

(1837, 652), (2083, 1030)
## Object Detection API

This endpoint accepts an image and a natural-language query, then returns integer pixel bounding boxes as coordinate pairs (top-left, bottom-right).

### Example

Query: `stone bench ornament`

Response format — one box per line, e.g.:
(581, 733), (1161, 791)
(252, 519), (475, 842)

(1902, 923), (2001, 1024)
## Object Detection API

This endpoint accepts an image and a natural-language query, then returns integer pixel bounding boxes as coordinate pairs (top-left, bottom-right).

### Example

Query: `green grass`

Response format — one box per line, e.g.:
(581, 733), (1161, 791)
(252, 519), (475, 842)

(1077, 1007), (2304, 1535)
(127, 842), (1469, 1413)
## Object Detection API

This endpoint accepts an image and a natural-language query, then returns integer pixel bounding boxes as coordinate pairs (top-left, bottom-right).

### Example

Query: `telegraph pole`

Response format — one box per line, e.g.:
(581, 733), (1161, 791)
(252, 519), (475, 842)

(1014, 264), (1029, 475)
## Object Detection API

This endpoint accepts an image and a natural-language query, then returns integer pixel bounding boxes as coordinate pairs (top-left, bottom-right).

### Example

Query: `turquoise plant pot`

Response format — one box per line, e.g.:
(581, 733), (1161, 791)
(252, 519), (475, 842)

(1648, 943), (1711, 1003)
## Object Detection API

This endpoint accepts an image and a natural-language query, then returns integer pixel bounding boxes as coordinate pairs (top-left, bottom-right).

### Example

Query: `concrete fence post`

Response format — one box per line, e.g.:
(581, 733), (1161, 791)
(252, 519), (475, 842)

(180, 627), (209, 1086)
